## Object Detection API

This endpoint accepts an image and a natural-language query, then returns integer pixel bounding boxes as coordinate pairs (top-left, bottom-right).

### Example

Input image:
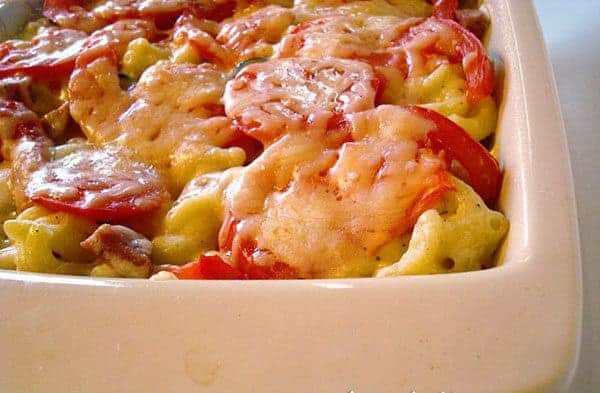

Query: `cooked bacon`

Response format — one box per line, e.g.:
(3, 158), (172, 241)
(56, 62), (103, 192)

(81, 224), (153, 278)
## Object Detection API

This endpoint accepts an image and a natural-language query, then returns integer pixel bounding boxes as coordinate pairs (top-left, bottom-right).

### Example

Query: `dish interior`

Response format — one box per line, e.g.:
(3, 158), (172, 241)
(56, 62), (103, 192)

(0, 1), (581, 393)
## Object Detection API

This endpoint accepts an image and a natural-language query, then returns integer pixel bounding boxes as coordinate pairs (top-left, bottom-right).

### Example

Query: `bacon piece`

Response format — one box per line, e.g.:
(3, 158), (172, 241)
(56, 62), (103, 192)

(81, 224), (153, 278)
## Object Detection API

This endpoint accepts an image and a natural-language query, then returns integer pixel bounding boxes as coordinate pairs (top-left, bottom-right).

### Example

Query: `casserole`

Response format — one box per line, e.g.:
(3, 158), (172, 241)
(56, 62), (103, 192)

(0, 0), (581, 392)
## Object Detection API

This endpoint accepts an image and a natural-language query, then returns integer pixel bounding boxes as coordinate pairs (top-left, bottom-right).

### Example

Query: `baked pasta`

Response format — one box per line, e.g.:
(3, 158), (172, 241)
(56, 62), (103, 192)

(0, 0), (508, 279)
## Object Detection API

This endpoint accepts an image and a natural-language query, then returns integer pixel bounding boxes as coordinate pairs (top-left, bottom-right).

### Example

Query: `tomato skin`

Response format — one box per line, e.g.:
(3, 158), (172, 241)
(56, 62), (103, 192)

(163, 260), (203, 279)
(406, 105), (501, 206)
(42, 0), (84, 24)
(407, 169), (455, 227)
(200, 254), (246, 279)
(441, 18), (494, 104)
(31, 195), (165, 222)
(164, 254), (245, 280)
(171, 247), (298, 280)
(398, 17), (494, 104)
(431, 0), (458, 20)
(218, 211), (300, 279)
(0, 27), (87, 79)
(23, 145), (170, 222)
(237, 240), (300, 279)
(43, 0), (82, 15)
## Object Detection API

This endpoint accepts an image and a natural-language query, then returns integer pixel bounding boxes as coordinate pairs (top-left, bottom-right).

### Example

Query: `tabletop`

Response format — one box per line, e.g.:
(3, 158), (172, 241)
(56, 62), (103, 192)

(532, 0), (600, 391)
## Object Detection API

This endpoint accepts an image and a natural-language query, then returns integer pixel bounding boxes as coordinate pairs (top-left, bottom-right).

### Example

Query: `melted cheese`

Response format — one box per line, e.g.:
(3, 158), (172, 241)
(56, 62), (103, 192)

(224, 57), (378, 143)
(1, 0), (505, 279)
(277, 14), (412, 60)
(69, 59), (244, 191)
(218, 5), (295, 63)
(293, 0), (431, 21)
(278, 15), (498, 140)
(225, 106), (449, 278)
(171, 14), (233, 68)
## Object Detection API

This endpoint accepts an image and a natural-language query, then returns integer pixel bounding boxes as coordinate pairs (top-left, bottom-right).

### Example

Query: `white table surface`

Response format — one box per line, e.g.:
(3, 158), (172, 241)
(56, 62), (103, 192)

(532, 1), (600, 391)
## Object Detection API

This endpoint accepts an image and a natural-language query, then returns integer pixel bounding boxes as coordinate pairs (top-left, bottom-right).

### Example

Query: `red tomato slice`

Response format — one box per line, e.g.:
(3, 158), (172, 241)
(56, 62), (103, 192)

(431, 0), (458, 19)
(237, 240), (300, 279)
(0, 27), (87, 79)
(407, 105), (501, 206)
(164, 254), (246, 280)
(218, 211), (299, 279)
(407, 168), (455, 226)
(163, 259), (203, 279)
(199, 254), (246, 279)
(26, 146), (170, 221)
(224, 57), (378, 145)
(398, 17), (494, 104)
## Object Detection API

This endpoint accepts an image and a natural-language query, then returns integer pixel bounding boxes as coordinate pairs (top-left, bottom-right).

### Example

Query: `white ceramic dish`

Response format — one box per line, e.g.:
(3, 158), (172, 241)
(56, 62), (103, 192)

(0, 0), (581, 392)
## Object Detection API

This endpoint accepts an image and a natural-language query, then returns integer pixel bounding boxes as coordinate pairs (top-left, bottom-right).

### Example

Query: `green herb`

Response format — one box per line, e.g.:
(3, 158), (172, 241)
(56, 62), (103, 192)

(228, 57), (269, 79)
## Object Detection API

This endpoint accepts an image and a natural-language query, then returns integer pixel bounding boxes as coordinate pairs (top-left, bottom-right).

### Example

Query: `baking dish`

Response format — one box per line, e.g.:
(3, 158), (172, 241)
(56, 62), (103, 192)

(0, 0), (581, 392)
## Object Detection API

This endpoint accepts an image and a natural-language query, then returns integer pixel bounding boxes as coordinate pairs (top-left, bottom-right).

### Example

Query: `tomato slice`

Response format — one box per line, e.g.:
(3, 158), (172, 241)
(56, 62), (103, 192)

(407, 168), (455, 226)
(0, 27), (87, 79)
(407, 105), (501, 206)
(398, 17), (494, 104)
(224, 57), (378, 145)
(218, 211), (299, 279)
(26, 146), (170, 221)
(164, 254), (246, 280)
(164, 259), (203, 279)
(236, 240), (300, 280)
(431, 0), (458, 19)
